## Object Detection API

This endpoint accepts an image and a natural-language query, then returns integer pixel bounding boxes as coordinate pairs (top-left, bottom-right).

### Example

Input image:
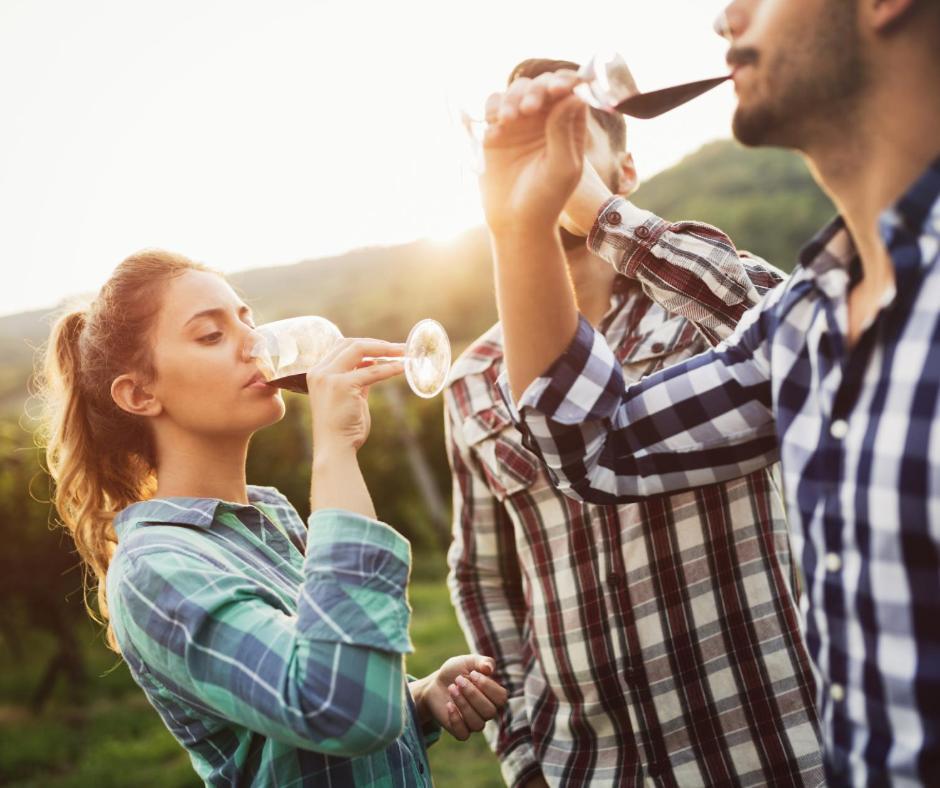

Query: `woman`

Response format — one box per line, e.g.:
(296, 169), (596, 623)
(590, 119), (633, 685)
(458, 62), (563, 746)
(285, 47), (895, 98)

(38, 250), (507, 786)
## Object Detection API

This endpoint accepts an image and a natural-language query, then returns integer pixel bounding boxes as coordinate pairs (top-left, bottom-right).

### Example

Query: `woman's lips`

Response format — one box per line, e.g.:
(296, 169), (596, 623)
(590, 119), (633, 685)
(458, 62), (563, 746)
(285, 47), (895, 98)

(244, 371), (271, 389)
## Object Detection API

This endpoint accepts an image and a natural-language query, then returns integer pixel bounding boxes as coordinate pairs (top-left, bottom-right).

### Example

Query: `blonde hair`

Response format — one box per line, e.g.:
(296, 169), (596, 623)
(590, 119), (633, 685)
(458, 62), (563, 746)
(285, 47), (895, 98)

(36, 250), (211, 652)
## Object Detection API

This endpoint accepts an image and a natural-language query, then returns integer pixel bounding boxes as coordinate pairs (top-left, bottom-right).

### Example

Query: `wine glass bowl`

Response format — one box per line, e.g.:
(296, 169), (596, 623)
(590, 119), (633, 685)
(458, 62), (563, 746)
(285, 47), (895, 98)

(574, 52), (641, 112)
(249, 316), (452, 398)
(405, 319), (452, 398)
(577, 51), (731, 119)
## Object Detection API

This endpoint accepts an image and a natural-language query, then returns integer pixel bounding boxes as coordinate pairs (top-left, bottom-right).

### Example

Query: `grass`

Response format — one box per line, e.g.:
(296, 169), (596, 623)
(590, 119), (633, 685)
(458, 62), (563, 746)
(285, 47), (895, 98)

(0, 577), (503, 787)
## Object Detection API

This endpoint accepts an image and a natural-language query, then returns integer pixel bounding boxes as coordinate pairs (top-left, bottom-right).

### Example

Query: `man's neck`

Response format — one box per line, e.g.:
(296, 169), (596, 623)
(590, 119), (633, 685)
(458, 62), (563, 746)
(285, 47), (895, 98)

(804, 65), (940, 287)
(153, 426), (251, 504)
(565, 243), (620, 326)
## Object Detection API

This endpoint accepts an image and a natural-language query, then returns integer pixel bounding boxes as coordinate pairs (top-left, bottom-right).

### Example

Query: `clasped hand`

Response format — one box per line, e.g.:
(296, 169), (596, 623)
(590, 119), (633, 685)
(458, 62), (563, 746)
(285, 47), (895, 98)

(410, 655), (509, 741)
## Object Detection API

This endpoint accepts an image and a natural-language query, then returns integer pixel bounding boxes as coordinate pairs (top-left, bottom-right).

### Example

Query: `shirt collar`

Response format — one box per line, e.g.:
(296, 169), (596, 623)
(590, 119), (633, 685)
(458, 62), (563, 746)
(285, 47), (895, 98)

(798, 156), (940, 293)
(113, 488), (267, 541)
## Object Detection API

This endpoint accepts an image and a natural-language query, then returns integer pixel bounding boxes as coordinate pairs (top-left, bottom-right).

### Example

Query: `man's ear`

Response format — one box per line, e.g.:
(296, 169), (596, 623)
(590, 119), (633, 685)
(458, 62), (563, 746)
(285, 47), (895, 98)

(868, 0), (917, 31)
(111, 374), (162, 418)
(615, 152), (638, 197)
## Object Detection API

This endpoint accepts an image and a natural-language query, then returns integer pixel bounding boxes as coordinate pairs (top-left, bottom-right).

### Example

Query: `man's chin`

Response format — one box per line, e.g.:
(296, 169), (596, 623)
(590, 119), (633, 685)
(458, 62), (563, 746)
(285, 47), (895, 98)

(732, 105), (777, 148)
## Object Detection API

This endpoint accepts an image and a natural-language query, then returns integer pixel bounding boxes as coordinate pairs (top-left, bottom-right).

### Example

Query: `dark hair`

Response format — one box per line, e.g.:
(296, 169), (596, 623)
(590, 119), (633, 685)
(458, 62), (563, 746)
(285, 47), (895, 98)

(509, 58), (627, 151)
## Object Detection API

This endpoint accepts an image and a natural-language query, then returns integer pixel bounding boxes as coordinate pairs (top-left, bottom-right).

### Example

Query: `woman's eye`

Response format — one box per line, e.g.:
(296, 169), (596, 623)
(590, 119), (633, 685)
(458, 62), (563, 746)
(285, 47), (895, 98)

(198, 331), (223, 344)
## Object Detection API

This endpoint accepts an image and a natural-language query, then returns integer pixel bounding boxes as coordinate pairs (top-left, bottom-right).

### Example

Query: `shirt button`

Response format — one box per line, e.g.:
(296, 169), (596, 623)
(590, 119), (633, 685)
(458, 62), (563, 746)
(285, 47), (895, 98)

(650, 342), (665, 353)
(636, 225), (651, 239)
(830, 419), (849, 439)
(825, 552), (842, 572)
(831, 683), (846, 702)
(607, 210), (622, 225)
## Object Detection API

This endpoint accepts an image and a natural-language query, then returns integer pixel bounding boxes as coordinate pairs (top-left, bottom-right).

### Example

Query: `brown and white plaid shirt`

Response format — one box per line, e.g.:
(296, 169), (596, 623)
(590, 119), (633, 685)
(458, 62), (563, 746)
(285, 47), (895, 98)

(445, 201), (825, 787)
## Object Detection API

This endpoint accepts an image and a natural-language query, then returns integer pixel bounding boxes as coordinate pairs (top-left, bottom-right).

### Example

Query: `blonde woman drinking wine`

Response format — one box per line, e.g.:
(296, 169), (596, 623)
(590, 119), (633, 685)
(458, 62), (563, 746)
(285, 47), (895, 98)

(37, 250), (506, 786)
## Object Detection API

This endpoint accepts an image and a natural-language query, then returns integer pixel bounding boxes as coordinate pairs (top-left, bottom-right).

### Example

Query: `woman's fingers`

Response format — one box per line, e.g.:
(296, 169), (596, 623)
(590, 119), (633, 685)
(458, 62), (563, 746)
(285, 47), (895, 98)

(468, 670), (509, 707)
(453, 675), (498, 720)
(346, 360), (405, 387)
(446, 701), (471, 741)
(449, 681), (487, 731)
(325, 338), (405, 374)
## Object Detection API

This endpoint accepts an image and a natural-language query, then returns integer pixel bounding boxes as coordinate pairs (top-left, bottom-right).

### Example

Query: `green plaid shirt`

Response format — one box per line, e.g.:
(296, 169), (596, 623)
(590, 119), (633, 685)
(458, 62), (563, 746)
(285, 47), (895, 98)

(106, 486), (436, 786)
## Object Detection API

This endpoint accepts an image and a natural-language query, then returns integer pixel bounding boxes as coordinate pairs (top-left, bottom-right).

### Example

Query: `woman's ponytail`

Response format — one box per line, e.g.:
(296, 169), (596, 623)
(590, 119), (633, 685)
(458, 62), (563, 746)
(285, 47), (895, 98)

(36, 250), (208, 652)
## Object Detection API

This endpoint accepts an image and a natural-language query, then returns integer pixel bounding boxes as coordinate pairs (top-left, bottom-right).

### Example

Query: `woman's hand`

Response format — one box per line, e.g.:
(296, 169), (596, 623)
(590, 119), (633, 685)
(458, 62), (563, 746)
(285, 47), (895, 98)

(307, 338), (404, 518)
(307, 338), (405, 454)
(410, 655), (509, 741)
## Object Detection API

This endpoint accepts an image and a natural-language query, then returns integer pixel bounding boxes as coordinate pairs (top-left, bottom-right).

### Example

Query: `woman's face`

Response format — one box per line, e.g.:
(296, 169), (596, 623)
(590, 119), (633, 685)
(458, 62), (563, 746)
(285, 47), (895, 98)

(147, 270), (285, 438)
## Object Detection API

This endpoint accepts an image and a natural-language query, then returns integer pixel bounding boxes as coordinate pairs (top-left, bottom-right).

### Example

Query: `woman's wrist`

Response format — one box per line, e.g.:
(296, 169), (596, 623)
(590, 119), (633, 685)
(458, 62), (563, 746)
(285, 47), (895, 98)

(408, 673), (434, 726)
(310, 445), (377, 518)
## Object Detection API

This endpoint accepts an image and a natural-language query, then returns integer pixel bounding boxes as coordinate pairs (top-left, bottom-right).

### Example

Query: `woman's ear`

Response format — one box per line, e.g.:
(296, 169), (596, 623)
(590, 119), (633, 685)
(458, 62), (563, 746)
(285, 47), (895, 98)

(111, 374), (162, 418)
(616, 152), (638, 197)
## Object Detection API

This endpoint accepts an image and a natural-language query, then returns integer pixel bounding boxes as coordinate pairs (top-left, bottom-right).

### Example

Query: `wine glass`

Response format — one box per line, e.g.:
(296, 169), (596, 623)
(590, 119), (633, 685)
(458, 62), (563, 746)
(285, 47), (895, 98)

(574, 51), (730, 119)
(458, 51), (731, 165)
(249, 316), (452, 399)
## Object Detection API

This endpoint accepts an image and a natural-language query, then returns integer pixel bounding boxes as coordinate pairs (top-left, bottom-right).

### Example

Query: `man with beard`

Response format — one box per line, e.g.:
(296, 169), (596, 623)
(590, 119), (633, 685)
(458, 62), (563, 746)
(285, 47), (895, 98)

(446, 58), (822, 787)
(477, 0), (940, 784)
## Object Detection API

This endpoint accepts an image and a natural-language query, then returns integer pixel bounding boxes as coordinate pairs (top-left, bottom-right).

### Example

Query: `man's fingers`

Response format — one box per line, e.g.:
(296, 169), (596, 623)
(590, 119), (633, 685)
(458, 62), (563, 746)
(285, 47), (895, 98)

(484, 92), (503, 125)
(519, 75), (551, 116)
(468, 670), (509, 707)
(545, 94), (587, 175)
(454, 675), (498, 719)
(446, 701), (470, 741)
(449, 682), (486, 731)
(546, 69), (581, 98)
(500, 76), (533, 122)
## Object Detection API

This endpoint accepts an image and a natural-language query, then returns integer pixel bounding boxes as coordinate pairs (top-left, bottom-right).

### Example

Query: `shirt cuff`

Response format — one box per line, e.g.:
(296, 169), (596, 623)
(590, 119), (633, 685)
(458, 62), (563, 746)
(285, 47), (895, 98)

(587, 195), (668, 278)
(497, 315), (624, 426)
(302, 509), (414, 654)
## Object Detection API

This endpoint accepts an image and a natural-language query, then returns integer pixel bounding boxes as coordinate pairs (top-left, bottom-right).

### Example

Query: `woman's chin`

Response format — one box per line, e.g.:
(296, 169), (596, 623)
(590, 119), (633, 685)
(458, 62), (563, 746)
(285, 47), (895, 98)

(256, 396), (287, 427)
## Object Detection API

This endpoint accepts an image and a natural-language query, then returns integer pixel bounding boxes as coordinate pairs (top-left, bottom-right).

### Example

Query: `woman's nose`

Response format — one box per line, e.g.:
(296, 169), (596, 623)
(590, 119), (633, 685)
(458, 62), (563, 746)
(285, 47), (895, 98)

(242, 327), (263, 362)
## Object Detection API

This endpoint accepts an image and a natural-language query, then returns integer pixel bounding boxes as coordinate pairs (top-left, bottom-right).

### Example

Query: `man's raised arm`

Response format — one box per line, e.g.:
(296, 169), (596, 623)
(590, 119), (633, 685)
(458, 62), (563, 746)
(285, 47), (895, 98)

(481, 73), (782, 504)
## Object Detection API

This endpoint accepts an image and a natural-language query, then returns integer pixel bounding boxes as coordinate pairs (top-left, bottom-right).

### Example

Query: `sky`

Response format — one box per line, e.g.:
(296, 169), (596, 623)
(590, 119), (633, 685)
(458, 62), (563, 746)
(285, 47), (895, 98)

(0, 0), (735, 318)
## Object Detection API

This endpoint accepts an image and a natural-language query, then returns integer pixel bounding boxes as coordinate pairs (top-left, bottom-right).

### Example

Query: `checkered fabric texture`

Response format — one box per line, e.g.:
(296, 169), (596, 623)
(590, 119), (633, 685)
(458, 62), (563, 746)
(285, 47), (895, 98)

(108, 488), (436, 786)
(508, 160), (940, 785)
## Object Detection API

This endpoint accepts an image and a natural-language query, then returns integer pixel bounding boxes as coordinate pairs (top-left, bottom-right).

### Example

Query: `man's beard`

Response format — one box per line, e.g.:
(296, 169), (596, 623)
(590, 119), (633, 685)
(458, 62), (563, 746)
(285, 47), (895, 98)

(732, 2), (864, 149)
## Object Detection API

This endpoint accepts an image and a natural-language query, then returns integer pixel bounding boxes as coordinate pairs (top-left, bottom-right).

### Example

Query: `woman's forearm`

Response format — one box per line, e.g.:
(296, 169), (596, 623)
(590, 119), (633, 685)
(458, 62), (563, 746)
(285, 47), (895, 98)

(310, 445), (377, 519)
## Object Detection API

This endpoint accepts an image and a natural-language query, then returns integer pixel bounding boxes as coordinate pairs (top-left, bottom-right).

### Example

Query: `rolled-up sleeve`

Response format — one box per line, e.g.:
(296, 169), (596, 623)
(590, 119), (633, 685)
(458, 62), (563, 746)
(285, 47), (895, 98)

(498, 308), (781, 505)
(109, 509), (414, 758)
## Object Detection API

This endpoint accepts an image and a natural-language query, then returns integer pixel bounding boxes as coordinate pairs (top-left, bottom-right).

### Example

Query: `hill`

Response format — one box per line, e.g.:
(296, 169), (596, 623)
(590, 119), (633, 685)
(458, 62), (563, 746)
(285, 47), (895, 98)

(0, 138), (834, 415)
(633, 139), (834, 268)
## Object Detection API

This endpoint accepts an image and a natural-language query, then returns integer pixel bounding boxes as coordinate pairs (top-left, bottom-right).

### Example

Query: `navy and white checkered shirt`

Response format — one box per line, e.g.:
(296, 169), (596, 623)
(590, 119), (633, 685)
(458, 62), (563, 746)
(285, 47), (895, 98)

(501, 158), (940, 785)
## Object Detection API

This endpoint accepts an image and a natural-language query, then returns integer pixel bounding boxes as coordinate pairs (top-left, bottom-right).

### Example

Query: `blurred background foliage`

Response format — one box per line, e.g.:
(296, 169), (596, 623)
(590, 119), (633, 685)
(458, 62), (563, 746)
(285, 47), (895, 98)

(0, 140), (831, 786)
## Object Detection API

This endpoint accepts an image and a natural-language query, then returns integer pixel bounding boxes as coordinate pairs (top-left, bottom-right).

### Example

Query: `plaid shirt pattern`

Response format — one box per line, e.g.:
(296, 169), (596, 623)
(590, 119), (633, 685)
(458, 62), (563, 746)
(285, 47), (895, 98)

(107, 486), (436, 787)
(446, 205), (824, 786)
(507, 161), (940, 784)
